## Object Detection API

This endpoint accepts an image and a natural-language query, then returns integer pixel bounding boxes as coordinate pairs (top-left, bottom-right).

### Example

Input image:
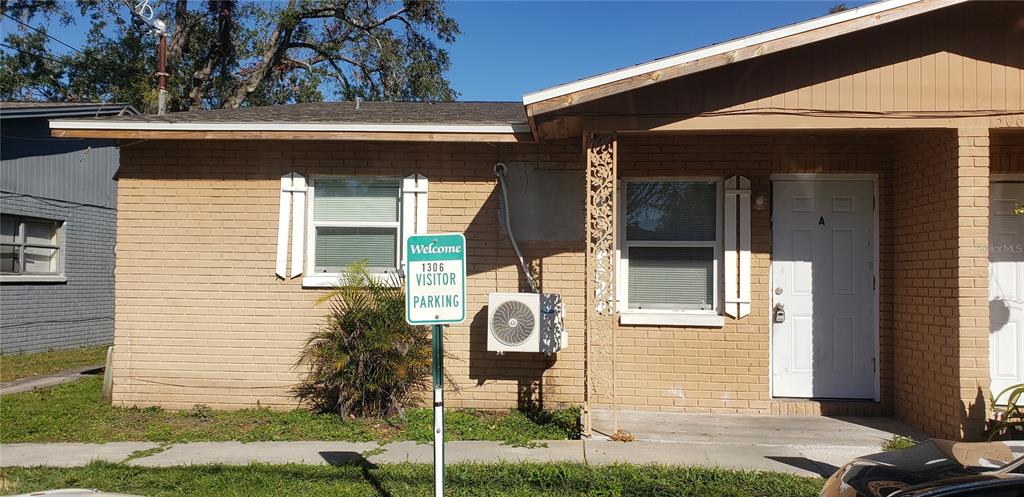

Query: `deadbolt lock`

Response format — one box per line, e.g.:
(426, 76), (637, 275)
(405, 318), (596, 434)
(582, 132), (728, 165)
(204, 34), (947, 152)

(773, 303), (786, 324)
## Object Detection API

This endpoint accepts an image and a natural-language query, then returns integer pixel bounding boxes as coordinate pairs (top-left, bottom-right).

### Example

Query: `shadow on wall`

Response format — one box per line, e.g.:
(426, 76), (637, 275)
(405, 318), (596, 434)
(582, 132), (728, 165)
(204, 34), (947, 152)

(465, 306), (557, 410)
(460, 172), (582, 411)
(960, 387), (989, 441)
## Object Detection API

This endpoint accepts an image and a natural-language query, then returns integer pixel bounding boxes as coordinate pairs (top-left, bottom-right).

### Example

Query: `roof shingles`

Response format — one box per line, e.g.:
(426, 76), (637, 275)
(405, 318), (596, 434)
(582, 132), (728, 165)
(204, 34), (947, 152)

(67, 101), (527, 126)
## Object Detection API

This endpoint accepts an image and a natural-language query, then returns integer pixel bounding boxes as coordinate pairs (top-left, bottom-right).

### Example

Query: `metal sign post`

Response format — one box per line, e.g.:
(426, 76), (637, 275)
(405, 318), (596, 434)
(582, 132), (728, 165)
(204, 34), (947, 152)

(431, 322), (444, 496)
(405, 233), (467, 497)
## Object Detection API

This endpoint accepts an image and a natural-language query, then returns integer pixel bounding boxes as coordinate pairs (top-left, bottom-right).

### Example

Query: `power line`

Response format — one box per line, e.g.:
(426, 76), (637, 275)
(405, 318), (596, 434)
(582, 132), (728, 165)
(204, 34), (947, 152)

(0, 42), (66, 64)
(0, 12), (85, 56)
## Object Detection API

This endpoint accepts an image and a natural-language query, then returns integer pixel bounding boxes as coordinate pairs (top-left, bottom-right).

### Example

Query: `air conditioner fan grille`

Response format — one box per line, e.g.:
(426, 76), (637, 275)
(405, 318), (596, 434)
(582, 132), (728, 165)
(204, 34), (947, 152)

(490, 300), (535, 346)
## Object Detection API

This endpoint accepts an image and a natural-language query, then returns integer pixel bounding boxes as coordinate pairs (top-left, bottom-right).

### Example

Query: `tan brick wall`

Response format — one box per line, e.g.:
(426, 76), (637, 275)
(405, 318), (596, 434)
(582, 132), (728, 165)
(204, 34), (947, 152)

(115, 135), (897, 414)
(113, 131), (999, 439)
(113, 140), (587, 410)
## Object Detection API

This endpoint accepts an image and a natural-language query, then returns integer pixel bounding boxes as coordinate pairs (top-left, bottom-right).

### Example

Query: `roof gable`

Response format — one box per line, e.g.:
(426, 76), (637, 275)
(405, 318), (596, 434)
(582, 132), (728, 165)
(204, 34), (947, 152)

(522, 0), (969, 116)
(527, 0), (1024, 139)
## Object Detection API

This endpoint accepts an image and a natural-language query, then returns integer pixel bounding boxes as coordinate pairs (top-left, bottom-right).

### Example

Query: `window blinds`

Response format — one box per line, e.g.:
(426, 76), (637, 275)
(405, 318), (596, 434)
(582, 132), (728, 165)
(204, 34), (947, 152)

(628, 246), (714, 310)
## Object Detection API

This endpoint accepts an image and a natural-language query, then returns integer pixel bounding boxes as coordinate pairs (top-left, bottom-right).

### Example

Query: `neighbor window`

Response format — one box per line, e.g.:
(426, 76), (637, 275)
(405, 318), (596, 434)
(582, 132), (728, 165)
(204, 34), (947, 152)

(0, 216), (62, 275)
(622, 180), (719, 312)
(310, 177), (401, 274)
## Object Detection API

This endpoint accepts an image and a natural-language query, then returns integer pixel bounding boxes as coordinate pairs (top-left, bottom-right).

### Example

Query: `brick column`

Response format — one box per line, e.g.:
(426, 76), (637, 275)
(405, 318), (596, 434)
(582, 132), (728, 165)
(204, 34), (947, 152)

(891, 128), (991, 440)
(955, 127), (991, 440)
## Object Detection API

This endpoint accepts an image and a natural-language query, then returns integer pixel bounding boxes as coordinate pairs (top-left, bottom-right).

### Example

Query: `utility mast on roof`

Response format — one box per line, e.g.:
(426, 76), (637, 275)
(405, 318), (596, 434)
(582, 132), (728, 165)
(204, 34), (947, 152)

(128, 0), (168, 114)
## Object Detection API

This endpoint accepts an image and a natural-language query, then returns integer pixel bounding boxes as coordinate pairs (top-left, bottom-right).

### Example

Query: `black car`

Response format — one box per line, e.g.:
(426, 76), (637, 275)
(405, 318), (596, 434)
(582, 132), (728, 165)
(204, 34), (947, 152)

(820, 439), (1024, 497)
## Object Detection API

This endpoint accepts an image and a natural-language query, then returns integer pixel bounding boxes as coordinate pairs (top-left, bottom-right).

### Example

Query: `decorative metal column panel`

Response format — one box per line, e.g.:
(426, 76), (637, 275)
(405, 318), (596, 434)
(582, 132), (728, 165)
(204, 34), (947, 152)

(584, 132), (617, 434)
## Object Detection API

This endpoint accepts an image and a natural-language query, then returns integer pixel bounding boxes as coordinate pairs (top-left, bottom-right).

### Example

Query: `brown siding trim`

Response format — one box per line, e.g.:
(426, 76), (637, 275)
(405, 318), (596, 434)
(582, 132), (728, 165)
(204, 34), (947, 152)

(51, 129), (535, 143)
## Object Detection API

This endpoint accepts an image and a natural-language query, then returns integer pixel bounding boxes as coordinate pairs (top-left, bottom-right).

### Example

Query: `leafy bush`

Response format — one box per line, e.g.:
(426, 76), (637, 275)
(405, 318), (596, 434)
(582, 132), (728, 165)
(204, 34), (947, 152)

(185, 404), (214, 420)
(294, 263), (436, 418)
(881, 435), (917, 452)
(987, 383), (1024, 441)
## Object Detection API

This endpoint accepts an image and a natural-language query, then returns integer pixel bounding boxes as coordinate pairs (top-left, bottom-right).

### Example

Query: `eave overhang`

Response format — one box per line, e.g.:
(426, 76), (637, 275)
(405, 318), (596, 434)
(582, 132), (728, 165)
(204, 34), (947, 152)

(48, 121), (536, 143)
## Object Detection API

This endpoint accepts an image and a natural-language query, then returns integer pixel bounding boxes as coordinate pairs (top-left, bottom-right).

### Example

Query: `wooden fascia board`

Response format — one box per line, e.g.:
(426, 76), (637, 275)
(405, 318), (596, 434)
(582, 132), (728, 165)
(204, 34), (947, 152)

(525, 0), (963, 117)
(51, 128), (536, 143)
(525, 105), (541, 142)
(552, 112), (1024, 137)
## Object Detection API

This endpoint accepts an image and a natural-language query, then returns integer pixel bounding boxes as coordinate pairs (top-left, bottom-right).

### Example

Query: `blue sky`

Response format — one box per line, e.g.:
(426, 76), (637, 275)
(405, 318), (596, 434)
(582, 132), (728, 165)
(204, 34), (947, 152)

(445, 1), (869, 101)
(7, 1), (871, 102)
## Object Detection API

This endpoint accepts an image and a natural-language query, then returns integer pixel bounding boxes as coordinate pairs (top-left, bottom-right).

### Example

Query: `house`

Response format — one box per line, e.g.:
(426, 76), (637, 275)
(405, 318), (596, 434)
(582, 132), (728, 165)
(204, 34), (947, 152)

(1, 102), (137, 354)
(48, 0), (1023, 440)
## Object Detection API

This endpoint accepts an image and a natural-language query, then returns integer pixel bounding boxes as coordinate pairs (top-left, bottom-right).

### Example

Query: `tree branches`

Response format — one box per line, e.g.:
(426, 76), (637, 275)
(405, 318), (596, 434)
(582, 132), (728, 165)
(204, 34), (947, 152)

(0, 0), (460, 111)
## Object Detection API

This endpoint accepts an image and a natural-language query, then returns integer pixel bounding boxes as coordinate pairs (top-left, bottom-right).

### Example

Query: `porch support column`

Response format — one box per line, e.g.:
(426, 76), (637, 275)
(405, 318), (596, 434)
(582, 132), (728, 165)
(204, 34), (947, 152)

(955, 127), (991, 440)
(584, 132), (618, 437)
(891, 127), (991, 441)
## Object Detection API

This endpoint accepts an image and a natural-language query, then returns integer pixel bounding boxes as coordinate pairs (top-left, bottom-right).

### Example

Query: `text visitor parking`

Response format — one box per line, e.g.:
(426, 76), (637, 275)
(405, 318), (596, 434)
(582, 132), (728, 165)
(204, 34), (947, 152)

(406, 234), (467, 325)
(412, 264), (461, 309)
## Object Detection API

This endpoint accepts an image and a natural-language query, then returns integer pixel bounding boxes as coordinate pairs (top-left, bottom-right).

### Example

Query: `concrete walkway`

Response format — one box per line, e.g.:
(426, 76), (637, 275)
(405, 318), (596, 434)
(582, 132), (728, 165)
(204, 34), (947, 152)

(587, 409), (932, 477)
(0, 413), (939, 477)
(0, 439), (871, 476)
(590, 409), (931, 445)
(0, 365), (104, 396)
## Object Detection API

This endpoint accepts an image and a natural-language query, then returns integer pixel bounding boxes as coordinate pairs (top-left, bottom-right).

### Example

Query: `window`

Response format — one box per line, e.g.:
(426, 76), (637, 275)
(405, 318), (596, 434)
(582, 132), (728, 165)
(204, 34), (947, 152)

(0, 216), (63, 276)
(621, 180), (720, 313)
(310, 177), (401, 275)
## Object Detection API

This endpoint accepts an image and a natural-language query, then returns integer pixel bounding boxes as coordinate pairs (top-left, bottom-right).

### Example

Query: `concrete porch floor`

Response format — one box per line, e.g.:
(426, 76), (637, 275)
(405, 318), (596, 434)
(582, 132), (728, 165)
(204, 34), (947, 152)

(591, 409), (930, 445)
(590, 409), (933, 477)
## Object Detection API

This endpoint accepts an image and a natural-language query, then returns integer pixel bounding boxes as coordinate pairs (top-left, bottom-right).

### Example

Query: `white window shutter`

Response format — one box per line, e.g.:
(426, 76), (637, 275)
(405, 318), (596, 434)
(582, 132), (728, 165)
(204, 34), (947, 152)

(724, 176), (751, 318)
(275, 172), (307, 279)
(289, 174), (307, 278)
(401, 174), (429, 273)
(738, 181), (751, 318)
(724, 178), (738, 318)
(276, 177), (291, 278)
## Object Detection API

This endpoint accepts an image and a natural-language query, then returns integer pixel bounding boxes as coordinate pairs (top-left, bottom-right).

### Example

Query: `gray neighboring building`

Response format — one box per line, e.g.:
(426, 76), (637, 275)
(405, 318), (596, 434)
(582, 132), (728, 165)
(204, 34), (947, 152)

(1, 102), (136, 354)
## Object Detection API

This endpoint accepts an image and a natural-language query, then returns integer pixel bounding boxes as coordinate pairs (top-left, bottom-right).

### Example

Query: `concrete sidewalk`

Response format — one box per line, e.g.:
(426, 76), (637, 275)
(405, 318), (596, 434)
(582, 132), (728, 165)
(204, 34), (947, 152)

(0, 365), (104, 396)
(0, 438), (890, 477)
(0, 413), (940, 477)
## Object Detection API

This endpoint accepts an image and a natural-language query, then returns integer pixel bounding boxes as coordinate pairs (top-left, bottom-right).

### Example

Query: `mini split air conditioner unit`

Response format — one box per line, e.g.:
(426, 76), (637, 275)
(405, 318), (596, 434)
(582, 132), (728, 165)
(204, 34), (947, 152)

(487, 292), (566, 353)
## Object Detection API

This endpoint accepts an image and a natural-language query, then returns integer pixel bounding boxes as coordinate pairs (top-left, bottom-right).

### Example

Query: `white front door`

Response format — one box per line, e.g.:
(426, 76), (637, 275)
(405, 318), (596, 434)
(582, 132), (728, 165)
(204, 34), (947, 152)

(990, 181), (1024, 404)
(772, 178), (877, 399)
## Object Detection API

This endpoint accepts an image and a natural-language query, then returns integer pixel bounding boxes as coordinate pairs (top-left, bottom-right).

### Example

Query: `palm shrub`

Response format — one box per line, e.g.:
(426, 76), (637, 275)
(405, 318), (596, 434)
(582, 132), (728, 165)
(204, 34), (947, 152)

(294, 262), (435, 418)
(986, 383), (1024, 440)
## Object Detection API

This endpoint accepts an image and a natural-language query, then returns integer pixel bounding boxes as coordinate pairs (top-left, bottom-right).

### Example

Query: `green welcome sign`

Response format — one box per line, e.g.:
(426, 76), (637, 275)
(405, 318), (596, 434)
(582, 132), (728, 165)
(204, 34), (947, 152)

(405, 233), (466, 496)
(405, 233), (467, 325)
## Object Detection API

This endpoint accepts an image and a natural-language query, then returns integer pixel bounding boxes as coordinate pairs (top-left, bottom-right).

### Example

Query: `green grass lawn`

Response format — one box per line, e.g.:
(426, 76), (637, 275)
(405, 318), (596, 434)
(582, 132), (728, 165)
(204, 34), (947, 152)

(0, 346), (108, 382)
(0, 376), (580, 445)
(0, 462), (824, 497)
